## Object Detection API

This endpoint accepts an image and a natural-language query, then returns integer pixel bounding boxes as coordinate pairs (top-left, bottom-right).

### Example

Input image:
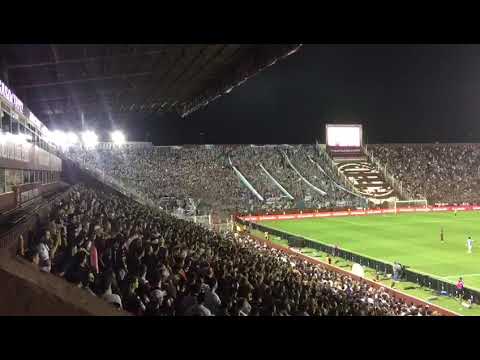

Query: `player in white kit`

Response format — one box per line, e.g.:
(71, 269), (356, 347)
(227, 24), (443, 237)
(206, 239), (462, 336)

(467, 236), (474, 253)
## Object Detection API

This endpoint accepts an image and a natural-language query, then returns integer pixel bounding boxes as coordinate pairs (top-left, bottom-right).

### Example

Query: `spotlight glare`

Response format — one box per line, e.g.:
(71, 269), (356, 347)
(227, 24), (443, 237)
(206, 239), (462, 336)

(51, 130), (68, 148)
(81, 130), (98, 149)
(67, 132), (79, 145)
(0, 132), (27, 145)
(15, 133), (29, 145)
(111, 130), (126, 145)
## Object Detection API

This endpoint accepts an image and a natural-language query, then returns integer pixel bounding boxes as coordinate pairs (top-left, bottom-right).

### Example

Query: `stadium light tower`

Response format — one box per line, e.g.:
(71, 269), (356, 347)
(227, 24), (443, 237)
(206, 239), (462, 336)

(81, 130), (98, 149)
(111, 130), (126, 146)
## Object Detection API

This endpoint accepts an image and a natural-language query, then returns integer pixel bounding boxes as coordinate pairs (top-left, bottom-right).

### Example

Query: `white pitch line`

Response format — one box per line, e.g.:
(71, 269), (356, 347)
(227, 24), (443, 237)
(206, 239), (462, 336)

(442, 273), (480, 279)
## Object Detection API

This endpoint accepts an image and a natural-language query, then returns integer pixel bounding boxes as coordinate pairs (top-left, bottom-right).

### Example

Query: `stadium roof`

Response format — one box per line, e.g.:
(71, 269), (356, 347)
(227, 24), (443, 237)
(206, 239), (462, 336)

(0, 44), (302, 128)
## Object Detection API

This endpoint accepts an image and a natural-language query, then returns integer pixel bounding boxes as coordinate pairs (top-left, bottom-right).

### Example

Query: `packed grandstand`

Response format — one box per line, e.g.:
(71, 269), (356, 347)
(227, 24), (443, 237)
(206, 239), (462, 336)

(369, 144), (480, 204)
(67, 144), (367, 217)
(25, 182), (436, 316)
(18, 141), (480, 316)
(67, 143), (480, 214)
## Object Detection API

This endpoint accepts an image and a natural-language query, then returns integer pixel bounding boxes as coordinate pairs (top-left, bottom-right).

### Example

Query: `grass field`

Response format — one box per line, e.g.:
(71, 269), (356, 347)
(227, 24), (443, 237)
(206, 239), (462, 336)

(260, 211), (480, 291)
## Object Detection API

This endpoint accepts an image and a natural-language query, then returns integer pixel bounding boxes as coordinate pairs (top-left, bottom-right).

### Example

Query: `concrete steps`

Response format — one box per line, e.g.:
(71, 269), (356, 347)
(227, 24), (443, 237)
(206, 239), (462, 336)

(336, 160), (400, 201)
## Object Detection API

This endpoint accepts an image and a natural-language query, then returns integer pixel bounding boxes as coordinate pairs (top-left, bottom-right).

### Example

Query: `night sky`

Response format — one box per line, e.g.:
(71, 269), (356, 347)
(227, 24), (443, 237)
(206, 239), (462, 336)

(130, 44), (480, 145)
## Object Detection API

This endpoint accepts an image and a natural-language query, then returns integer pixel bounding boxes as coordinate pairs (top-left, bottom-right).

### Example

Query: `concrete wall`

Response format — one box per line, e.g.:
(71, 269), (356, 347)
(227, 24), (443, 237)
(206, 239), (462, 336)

(0, 254), (128, 316)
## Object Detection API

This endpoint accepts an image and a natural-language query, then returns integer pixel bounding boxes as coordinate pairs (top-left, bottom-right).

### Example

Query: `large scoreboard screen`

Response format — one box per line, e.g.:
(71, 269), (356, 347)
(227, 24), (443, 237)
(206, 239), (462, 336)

(326, 124), (363, 155)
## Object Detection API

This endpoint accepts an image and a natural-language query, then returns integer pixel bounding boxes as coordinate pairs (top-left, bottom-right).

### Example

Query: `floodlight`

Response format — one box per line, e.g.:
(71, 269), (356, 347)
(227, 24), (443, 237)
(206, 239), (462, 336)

(51, 130), (68, 148)
(81, 130), (98, 148)
(67, 132), (79, 145)
(111, 130), (126, 145)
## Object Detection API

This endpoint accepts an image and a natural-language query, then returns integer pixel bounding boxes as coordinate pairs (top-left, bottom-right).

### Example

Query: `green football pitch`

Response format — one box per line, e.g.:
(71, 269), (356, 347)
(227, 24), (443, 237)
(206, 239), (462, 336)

(260, 211), (480, 291)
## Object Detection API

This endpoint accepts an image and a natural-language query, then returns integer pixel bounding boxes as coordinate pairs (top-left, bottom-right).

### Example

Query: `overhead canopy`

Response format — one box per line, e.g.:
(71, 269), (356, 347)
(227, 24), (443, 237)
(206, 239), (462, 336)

(0, 44), (302, 128)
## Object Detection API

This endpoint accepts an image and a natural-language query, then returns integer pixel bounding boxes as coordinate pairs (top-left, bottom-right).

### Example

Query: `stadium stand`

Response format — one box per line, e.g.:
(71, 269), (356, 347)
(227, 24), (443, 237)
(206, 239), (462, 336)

(230, 146), (293, 211)
(22, 182), (436, 316)
(67, 144), (365, 218)
(369, 144), (480, 204)
(285, 145), (364, 207)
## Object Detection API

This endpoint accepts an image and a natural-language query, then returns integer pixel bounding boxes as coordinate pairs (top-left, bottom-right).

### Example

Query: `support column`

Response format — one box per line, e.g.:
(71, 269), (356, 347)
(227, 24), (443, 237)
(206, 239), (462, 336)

(80, 112), (85, 130)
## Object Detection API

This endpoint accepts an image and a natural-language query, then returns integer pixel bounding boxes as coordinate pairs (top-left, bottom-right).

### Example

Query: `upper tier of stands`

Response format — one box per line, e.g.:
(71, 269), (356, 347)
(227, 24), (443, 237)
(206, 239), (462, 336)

(369, 144), (480, 204)
(67, 144), (365, 216)
(66, 142), (480, 213)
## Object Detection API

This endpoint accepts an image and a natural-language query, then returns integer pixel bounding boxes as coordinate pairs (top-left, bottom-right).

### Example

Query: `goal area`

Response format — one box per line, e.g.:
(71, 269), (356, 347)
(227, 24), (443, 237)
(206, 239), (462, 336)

(390, 199), (428, 213)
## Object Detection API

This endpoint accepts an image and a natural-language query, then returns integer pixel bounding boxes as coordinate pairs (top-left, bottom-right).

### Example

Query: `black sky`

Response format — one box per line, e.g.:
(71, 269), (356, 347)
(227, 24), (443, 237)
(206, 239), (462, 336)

(132, 44), (480, 145)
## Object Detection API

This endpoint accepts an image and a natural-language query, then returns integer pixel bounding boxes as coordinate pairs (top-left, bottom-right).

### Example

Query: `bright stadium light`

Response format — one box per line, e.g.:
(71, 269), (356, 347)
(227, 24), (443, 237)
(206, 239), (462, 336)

(49, 130), (80, 150)
(51, 130), (68, 148)
(111, 130), (126, 145)
(2, 132), (25, 144)
(67, 132), (79, 145)
(81, 130), (98, 149)
(14, 133), (29, 145)
(0, 131), (29, 145)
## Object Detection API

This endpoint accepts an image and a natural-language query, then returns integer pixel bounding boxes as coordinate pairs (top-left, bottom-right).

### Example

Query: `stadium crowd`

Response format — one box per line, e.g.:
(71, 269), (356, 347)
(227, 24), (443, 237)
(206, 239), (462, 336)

(67, 144), (365, 217)
(369, 144), (480, 204)
(69, 146), (256, 215)
(285, 145), (363, 207)
(230, 146), (291, 210)
(25, 183), (434, 316)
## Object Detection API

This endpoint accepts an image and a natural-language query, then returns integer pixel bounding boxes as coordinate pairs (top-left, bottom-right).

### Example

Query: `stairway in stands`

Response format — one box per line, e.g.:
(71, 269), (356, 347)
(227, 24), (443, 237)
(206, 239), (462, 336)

(329, 151), (399, 203)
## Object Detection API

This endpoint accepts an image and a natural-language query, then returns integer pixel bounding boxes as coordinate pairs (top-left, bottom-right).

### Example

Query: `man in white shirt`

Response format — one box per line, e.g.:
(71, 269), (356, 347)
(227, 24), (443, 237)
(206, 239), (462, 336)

(238, 297), (252, 316)
(37, 231), (51, 273)
(185, 292), (214, 316)
(467, 236), (474, 253)
(100, 270), (123, 309)
(204, 280), (221, 314)
(149, 270), (167, 304)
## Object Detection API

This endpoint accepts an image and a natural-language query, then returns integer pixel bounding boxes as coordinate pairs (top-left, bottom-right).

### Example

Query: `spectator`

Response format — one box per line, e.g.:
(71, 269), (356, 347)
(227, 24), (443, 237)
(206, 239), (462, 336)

(36, 232), (51, 273)
(185, 292), (213, 316)
(99, 270), (123, 309)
